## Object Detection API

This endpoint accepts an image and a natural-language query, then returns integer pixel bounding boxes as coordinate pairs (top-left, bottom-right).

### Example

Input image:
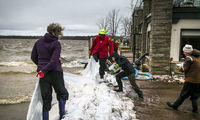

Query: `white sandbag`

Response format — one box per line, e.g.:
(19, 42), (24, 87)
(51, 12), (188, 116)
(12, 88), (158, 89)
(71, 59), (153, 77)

(26, 78), (43, 120)
(81, 57), (99, 81)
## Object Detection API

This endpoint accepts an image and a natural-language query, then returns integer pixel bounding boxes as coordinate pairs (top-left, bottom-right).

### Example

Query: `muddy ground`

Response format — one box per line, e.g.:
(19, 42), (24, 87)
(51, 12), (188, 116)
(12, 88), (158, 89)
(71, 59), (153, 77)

(131, 80), (200, 120)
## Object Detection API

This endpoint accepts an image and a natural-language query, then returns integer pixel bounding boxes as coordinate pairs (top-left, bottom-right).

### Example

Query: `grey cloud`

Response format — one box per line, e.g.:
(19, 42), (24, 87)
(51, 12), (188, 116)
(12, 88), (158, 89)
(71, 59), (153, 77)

(0, 0), (134, 35)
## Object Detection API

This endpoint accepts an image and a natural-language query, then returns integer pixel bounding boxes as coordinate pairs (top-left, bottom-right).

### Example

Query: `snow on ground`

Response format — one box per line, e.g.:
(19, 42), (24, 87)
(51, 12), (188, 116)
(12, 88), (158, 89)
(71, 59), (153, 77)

(49, 58), (137, 120)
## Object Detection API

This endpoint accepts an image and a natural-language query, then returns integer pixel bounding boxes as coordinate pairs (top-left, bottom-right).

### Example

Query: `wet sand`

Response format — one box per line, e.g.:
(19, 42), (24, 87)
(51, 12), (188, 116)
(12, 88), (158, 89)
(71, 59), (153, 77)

(133, 80), (200, 120)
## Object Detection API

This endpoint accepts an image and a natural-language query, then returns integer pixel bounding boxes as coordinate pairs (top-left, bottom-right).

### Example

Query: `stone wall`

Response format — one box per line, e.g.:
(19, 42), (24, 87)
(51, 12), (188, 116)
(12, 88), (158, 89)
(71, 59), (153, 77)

(149, 0), (173, 75)
(132, 9), (143, 61)
(142, 0), (151, 55)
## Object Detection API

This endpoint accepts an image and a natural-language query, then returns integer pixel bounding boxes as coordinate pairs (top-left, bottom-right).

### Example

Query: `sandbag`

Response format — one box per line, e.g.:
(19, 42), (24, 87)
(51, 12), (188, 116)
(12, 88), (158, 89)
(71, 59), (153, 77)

(26, 78), (43, 120)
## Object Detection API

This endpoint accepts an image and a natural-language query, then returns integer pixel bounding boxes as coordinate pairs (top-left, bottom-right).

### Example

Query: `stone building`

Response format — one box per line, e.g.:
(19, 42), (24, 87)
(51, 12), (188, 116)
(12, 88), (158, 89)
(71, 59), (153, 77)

(132, 0), (200, 75)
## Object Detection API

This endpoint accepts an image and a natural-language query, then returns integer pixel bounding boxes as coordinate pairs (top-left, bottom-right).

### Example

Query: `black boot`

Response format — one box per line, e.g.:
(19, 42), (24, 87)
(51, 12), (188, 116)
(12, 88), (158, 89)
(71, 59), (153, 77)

(100, 75), (104, 79)
(167, 96), (185, 110)
(138, 92), (143, 99)
(192, 99), (198, 113)
(114, 82), (123, 92)
(114, 87), (123, 92)
(114, 88), (123, 92)
(173, 96), (185, 109)
(166, 102), (177, 110)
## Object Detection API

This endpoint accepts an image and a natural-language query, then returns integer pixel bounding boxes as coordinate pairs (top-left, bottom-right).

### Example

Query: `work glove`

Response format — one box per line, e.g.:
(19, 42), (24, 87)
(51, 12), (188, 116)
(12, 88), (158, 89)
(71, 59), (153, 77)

(110, 70), (115, 74)
(36, 71), (44, 78)
(89, 50), (92, 56)
(114, 64), (119, 69)
(176, 66), (182, 71)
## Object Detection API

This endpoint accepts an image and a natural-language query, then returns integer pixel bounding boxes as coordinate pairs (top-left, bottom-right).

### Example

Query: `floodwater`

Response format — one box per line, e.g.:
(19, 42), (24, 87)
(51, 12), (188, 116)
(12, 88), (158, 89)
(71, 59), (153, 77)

(0, 102), (29, 120)
(0, 38), (88, 102)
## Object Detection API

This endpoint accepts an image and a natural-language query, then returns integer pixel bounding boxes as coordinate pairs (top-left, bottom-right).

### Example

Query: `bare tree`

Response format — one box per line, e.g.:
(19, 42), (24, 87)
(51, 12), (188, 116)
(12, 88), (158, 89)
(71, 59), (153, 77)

(96, 17), (109, 31)
(107, 9), (121, 37)
(121, 17), (132, 36)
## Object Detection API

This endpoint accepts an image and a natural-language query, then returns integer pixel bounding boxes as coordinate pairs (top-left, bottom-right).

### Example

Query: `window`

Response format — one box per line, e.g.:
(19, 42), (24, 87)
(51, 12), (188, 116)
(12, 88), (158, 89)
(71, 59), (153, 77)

(174, 0), (200, 7)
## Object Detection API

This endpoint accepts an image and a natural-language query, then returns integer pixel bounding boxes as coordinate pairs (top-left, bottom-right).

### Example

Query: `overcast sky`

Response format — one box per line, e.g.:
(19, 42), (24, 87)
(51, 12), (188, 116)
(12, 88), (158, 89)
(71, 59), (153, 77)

(0, 0), (136, 36)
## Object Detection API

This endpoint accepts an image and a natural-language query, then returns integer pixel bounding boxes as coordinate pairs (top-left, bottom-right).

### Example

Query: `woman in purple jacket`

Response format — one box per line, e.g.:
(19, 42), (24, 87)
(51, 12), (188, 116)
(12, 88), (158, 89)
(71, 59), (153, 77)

(31, 23), (69, 120)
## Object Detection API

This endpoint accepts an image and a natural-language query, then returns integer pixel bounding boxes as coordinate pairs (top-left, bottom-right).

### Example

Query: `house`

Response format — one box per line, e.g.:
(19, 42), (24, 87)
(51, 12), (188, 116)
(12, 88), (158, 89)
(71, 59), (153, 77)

(132, 0), (200, 75)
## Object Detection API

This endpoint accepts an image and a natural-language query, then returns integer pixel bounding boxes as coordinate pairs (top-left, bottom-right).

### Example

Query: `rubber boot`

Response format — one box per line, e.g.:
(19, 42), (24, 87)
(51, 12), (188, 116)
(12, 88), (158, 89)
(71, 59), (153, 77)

(191, 99), (198, 113)
(115, 78), (123, 92)
(166, 102), (177, 110)
(167, 97), (185, 110)
(100, 75), (104, 79)
(138, 91), (143, 99)
(173, 97), (185, 109)
(114, 88), (123, 92)
(114, 84), (123, 92)
(59, 100), (66, 120)
(43, 111), (49, 120)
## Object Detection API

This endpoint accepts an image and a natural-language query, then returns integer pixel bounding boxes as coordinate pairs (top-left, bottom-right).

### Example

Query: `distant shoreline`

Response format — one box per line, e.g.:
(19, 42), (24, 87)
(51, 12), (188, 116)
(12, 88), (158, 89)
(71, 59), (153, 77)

(0, 35), (123, 40)
(0, 35), (94, 40)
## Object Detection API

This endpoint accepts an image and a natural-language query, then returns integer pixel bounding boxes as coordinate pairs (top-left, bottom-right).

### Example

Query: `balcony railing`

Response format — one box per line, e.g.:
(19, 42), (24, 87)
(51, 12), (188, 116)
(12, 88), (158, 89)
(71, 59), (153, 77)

(173, 0), (200, 7)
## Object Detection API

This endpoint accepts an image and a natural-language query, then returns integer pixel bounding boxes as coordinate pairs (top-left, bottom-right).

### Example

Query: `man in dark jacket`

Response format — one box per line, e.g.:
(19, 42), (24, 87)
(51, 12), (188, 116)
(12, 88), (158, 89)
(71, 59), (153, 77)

(167, 44), (200, 113)
(31, 23), (69, 120)
(90, 29), (114, 79)
(110, 52), (143, 98)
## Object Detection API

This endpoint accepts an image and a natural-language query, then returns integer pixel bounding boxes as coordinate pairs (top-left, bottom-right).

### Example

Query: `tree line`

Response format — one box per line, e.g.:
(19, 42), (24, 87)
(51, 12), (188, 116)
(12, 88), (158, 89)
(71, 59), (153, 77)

(96, 8), (132, 37)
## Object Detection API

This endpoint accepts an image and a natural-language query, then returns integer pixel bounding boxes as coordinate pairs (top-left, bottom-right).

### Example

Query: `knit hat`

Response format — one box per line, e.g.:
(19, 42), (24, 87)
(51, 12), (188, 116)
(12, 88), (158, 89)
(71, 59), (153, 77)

(183, 44), (193, 53)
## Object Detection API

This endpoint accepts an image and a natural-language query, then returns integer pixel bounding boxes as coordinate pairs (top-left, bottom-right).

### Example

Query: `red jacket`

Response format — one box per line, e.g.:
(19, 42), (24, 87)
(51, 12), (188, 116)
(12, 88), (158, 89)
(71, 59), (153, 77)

(90, 35), (114, 59)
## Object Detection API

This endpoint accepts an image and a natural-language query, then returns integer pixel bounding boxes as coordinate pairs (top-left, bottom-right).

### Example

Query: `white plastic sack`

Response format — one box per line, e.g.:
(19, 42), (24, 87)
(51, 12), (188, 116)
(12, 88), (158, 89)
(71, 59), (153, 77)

(26, 78), (43, 120)
(81, 57), (99, 81)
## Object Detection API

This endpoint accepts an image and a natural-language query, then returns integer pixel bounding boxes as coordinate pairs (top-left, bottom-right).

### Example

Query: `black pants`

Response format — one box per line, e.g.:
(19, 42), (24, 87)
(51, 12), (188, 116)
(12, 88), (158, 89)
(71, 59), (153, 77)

(93, 53), (107, 77)
(116, 72), (143, 97)
(40, 71), (69, 112)
(173, 82), (200, 111)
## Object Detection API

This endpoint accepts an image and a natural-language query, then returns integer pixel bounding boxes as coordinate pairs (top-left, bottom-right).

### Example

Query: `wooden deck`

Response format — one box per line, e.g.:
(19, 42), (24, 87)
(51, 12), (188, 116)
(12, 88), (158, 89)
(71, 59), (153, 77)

(118, 46), (133, 63)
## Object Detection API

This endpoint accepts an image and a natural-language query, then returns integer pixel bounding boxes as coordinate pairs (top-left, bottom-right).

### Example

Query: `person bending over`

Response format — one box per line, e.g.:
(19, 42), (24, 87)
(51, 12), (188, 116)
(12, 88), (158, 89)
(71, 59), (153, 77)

(110, 52), (143, 98)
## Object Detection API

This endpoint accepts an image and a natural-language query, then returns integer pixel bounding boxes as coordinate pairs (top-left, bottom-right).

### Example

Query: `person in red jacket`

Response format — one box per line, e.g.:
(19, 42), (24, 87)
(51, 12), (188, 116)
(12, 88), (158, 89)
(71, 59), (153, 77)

(90, 29), (114, 79)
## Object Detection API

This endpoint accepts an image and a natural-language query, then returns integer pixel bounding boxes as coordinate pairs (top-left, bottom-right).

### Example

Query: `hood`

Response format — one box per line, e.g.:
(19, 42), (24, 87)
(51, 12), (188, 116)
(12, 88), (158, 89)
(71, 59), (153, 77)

(110, 52), (119, 59)
(44, 33), (58, 42)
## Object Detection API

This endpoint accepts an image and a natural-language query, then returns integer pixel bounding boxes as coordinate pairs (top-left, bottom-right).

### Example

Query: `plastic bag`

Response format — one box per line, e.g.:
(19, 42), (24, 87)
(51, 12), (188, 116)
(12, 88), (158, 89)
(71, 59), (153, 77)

(26, 78), (43, 120)
(81, 57), (99, 81)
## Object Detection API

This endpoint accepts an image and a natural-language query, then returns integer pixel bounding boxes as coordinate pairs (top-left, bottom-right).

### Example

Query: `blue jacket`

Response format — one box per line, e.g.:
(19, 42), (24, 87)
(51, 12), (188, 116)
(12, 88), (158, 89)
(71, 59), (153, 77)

(31, 33), (63, 74)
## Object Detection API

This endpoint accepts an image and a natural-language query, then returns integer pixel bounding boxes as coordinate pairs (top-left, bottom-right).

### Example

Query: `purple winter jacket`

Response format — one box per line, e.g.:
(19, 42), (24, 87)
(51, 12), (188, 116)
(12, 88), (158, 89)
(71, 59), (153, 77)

(31, 33), (63, 74)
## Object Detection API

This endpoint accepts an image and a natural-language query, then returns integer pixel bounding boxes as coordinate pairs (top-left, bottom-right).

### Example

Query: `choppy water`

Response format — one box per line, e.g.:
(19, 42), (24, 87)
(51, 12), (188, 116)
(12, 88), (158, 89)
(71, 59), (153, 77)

(0, 38), (88, 104)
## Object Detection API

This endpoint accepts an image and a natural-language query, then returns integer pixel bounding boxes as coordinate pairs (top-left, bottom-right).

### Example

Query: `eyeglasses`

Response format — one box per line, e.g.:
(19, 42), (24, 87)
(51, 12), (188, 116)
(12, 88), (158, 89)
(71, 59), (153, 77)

(99, 34), (105, 36)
